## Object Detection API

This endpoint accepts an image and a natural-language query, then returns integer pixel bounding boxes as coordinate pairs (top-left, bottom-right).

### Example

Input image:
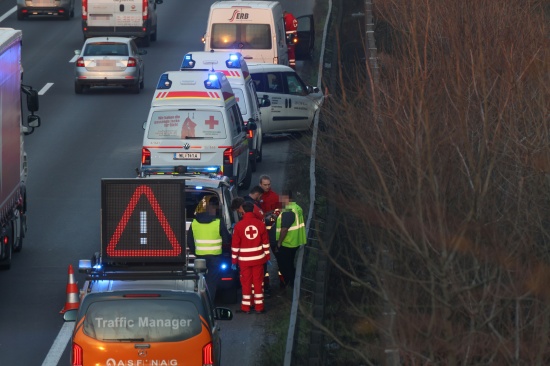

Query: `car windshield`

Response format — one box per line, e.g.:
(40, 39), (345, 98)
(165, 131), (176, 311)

(211, 24), (271, 49)
(84, 43), (129, 56)
(83, 299), (202, 342)
(147, 110), (227, 140)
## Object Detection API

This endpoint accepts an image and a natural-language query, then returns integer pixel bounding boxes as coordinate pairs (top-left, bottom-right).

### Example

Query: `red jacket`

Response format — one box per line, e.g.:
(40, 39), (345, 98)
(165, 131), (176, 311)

(284, 12), (298, 33)
(260, 189), (280, 213)
(232, 212), (270, 267)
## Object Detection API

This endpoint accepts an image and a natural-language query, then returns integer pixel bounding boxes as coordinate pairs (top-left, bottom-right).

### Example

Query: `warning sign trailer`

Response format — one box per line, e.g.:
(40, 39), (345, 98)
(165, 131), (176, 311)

(100, 178), (186, 267)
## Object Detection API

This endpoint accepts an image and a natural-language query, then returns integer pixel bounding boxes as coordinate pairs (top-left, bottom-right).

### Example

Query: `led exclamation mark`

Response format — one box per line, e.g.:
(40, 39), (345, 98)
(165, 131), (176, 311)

(140, 211), (147, 245)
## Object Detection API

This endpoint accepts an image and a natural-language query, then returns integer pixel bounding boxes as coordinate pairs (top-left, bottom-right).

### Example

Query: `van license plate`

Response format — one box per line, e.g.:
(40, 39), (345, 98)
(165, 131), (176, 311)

(175, 153), (201, 160)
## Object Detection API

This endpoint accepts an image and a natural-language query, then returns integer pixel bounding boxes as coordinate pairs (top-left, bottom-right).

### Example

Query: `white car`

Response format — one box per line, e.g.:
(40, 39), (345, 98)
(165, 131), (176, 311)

(248, 63), (323, 134)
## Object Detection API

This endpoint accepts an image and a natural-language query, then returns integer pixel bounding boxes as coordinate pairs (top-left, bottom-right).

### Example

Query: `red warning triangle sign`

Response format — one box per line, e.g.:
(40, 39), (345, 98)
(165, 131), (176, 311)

(106, 185), (182, 257)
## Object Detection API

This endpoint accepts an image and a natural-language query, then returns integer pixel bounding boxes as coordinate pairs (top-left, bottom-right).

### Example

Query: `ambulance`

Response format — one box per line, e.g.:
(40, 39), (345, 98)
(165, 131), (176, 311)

(180, 51), (264, 172)
(140, 71), (255, 189)
(82, 0), (164, 46)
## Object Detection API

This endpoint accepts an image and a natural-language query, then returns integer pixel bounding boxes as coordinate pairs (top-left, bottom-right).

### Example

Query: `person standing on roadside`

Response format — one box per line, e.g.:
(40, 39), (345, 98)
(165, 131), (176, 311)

(259, 175), (280, 214)
(187, 196), (231, 302)
(274, 190), (306, 288)
(283, 10), (298, 69)
(232, 202), (270, 314)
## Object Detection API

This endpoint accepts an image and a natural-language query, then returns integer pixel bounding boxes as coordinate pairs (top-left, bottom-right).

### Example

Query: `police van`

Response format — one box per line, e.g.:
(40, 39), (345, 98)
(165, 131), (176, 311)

(82, 0), (163, 46)
(181, 51), (266, 172)
(140, 71), (255, 189)
(62, 179), (233, 366)
(248, 63), (323, 134)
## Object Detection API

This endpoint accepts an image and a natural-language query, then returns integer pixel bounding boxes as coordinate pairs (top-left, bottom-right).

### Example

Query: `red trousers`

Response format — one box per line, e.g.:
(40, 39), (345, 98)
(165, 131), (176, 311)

(287, 43), (296, 69)
(240, 264), (265, 312)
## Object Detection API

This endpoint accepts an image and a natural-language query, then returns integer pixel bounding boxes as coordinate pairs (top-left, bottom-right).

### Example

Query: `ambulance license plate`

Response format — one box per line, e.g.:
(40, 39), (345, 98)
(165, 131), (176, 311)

(175, 152), (201, 160)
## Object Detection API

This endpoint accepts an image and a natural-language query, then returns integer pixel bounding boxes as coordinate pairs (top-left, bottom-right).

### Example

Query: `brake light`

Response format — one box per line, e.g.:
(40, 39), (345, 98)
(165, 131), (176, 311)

(2, 236), (8, 245)
(223, 148), (233, 165)
(141, 148), (151, 165)
(127, 57), (137, 67)
(82, 0), (87, 20)
(203, 342), (214, 366)
(142, 0), (148, 20)
(72, 342), (83, 366)
(76, 57), (85, 67)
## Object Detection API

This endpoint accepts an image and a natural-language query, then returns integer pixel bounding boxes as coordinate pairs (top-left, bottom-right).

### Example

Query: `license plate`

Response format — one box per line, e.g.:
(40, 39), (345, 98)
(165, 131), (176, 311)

(175, 152), (201, 160)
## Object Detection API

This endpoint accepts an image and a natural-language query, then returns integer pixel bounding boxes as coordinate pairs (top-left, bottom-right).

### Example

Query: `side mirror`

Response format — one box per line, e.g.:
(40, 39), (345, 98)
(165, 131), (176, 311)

(259, 95), (271, 108)
(74, 49), (81, 56)
(21, 86), (39, 113)
(63, 309), (78, 322)
(307, 85), (320, 94)
(28, 115), (40, 128)
(214, 307), (233, 320)
(246, 120), (257, 131)
(138, 49), (148, 55)
(142, 121), (147, 130)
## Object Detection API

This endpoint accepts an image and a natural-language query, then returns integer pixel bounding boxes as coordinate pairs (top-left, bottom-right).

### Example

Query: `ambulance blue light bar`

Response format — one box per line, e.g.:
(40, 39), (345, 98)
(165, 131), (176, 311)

(204, 74), (221, 89)
(180, 54), (196, 69)
(157, 73), (172, 89)
(226, 53), (242, 69)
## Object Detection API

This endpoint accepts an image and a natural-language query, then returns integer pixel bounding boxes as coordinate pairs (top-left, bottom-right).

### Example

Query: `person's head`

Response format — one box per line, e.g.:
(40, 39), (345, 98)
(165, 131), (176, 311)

(207, 196), (220, 215)
(249, 186), (263, 202)
(280, 189), (292, 206)
(241, 201), (254, 213)
(259, 175), (272, 193)
(231, 197), (245, 214)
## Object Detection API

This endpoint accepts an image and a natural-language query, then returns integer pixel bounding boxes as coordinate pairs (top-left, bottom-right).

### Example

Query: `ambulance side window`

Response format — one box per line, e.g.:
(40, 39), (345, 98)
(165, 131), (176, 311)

(229, 105), (243, 134)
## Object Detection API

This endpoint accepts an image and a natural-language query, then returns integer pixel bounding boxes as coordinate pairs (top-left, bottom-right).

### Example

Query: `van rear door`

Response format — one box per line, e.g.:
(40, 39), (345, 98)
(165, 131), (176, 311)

(295, 15), (314, 60)
(87, 0), (143, 28)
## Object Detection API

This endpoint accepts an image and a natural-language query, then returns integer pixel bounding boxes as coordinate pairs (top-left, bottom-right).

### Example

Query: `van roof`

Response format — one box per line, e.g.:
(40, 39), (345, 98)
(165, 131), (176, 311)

(152, 70), (235, 108)
(181, 51), (251, 85)
(210, 1), (281, 10)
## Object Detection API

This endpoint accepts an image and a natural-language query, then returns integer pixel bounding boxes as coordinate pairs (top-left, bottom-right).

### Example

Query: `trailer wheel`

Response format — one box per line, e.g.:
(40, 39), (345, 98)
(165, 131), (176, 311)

(13, 213), (25, 253)
(0, 222), (14, 270)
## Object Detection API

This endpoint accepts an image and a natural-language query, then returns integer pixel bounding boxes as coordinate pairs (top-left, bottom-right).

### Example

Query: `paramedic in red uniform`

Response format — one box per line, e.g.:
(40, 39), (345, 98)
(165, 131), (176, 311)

(283, 10), (298, 69)
(232, 201), (270, 314)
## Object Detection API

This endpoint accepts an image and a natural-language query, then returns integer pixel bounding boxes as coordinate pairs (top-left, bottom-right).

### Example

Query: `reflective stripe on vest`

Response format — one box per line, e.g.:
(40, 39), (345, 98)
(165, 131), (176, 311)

(192, 219), (222, 255)
(276, 202), (306, 248)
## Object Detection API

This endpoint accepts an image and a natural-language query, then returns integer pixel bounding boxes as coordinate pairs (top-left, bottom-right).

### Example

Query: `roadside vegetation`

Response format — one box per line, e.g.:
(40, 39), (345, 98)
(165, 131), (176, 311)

(316, 0), (550, 364)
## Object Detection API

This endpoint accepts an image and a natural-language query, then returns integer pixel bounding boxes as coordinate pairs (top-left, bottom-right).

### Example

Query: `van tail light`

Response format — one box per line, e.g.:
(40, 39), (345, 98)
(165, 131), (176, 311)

(72, 342), (83, 366)
(142, 0), (148, 20)
(82, 0), (87, 20)
(141, 148), (151, 165)
(76, 57), (85, 67)
(247, 129), (254, 139)
(223, 148), (233, 165)
(127, 57), (137, 67)
(202, 342), (214, 366)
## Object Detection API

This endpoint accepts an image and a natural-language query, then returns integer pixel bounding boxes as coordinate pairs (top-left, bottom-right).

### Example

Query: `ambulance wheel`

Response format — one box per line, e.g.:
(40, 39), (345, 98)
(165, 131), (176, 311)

(74, 82), (83, 94)
(0, 223), (14, 270)
(242, 162), (252, 190)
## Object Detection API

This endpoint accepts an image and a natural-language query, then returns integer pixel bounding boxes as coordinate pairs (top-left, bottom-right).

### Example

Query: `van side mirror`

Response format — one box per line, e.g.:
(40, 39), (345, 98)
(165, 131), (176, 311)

(307, 85), (320, 94)
(143, 122), (147, 129)
(74, 49), (81, 56)
(259, 95), (271, 108)
(214, 307), (233, 320)
(246, 120), (257, 131)
(63, 309), (78, 322)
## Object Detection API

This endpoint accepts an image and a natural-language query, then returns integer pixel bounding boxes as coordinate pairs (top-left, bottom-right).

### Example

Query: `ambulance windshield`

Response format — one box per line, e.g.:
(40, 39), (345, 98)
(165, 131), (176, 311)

(211, 24), (271, 49)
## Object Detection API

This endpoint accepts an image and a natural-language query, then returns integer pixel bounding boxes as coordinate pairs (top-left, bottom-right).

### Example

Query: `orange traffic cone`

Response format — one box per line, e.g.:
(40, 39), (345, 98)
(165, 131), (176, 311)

(60, 264), (79, 314)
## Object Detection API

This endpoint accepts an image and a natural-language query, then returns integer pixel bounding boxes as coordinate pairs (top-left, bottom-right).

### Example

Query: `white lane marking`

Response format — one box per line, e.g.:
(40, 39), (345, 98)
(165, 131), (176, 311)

(69, 54), (79, 63)
(38, 83), (54, 95)
(41, 322), (74, 366)
(0, 6), (16, 23)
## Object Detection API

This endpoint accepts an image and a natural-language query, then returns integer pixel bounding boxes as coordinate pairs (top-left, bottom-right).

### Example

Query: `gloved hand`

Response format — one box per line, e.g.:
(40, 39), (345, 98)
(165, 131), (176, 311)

(231, 263), (237, 271)
(267, 260), (272, 267)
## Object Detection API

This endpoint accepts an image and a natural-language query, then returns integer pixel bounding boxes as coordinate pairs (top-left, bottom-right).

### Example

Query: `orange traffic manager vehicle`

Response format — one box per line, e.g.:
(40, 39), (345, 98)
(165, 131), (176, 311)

(61, 178), (233, 366)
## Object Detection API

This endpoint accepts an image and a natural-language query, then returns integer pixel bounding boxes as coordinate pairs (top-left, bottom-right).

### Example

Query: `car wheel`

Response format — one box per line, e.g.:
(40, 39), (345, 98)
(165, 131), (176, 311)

(130, 82), (140, 94)
(0, 223), (14, 270)
(74, 82), (84, 94)
(241, 162), (252, 190)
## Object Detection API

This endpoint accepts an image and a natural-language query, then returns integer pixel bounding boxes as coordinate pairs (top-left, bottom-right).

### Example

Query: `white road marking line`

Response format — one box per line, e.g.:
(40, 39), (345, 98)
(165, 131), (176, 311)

(38, 83), (54, 95)
(40, 322), (74, 366)
(69, 54), (79, 63)
(0, 6), (16, 23)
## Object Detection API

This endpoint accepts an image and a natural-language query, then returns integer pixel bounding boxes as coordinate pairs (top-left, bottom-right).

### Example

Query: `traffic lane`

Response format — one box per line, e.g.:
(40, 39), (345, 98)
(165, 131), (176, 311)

(0, 2), (214, 365)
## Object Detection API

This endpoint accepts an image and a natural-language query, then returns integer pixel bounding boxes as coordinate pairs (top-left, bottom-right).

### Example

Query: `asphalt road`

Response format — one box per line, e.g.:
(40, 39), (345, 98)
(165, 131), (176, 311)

(0, 0), (314, 365)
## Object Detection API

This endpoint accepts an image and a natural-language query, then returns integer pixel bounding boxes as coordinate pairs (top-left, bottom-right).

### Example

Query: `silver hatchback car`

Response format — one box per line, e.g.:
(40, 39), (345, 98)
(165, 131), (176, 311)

(17, 0), (75, 20)
(74, 37), (146, 94)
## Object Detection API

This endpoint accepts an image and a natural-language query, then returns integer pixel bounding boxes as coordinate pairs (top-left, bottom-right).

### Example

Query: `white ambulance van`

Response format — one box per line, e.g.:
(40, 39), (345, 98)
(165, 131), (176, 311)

(180, 51), (265, 172)
(82, 0), (163, 46)
(141, 71), (254, 189)
(203, 1), (289, 66)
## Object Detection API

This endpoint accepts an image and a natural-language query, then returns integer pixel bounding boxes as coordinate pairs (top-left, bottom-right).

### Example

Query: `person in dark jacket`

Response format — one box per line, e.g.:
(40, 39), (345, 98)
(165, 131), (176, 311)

(187, 195), (231, 302)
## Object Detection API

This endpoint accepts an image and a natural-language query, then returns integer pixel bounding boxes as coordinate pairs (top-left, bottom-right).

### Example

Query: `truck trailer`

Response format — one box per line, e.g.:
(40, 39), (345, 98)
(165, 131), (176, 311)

(0, 28), (41, 269)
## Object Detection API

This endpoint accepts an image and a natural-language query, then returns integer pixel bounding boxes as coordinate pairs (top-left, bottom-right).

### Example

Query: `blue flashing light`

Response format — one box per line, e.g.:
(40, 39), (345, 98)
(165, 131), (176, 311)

(180, 54), (196, 70)
(205, 166), (219, 172)
(156, 73), (172, 89)
(195, 186), (203, 190)
(220, 263), (228, 270)
(93, 263), (102, 270)
(204, 73), (221, 89)
(226, 53), (241, 69)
